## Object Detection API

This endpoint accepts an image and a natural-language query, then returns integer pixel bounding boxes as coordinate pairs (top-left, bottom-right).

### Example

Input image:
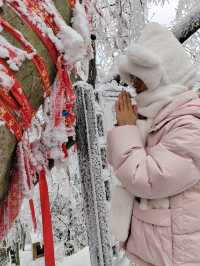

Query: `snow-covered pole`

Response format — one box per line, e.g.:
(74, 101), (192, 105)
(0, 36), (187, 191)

(75, 83), (113, 266)
(88, 34), (97, 88)
(173, 7), (200, 43)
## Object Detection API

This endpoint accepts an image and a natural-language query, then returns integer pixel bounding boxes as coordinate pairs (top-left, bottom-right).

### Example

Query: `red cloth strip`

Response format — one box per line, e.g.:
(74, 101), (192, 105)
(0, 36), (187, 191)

(29, 199), (37, 232)
(0, 88), (20, 111)
(0, 17), (51, 97)
(6, 1), (76, 129)
(0, 59), (35, 129)
(54, 56), (76, 127)
(39, 169), (55, 266)
(24, 0), (59, 34)
(23, 145), (37, 232)
(0, 97), (23, 140)
(7, 1), (58, 64)
(0, 167), (23, 241)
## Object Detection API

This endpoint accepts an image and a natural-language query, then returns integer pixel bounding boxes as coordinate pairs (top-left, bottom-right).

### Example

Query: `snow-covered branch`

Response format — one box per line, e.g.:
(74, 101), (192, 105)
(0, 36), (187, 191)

(173, 7), (200, 43)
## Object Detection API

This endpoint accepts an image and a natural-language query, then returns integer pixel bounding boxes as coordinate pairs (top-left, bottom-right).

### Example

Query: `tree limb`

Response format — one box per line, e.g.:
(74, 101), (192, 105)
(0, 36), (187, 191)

(173, 8), (200, 43)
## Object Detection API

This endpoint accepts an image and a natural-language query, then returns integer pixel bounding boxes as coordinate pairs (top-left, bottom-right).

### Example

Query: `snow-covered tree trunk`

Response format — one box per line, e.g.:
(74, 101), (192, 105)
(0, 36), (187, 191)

(75, 84), (113, 266)
(0, 1), (72, 201)
(130, 0), (147, 41)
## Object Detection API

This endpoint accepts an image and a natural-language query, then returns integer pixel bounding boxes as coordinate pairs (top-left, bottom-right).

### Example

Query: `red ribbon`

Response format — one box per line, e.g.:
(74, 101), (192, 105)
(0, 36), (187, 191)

(8, 0), (58, 64)
(7, 1), (76, 130)
(23, 145), (37, 232)
(0, 97), (23, 140)
(29, 199), (37, 232)
(0, 88), (20, 111)
(0, 59), (35, 129)
(39, 169), (55, 266)
(0, 167), (23, 241)
(54, 56), (76, 128)
(0, 16), (51, 97)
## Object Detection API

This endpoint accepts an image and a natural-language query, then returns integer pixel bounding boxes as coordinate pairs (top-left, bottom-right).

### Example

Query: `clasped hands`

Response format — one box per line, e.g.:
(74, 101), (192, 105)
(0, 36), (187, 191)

(115, 90), (137, 126)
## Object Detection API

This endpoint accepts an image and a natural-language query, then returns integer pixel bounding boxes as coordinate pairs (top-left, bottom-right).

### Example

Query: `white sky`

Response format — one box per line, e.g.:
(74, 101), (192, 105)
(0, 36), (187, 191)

(149, 0), (179, 26)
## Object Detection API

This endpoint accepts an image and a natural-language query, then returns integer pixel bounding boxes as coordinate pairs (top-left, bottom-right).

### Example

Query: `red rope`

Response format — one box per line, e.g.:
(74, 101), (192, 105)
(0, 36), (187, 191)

(39, 169), (55, 266)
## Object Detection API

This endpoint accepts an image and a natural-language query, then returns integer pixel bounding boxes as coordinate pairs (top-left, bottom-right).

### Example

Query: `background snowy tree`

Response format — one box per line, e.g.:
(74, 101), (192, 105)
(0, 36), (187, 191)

(94, 0), (200, 79)
(50, 154), (88, 255)
(175, 0), (200, 64)
(94, 0), (173, 78)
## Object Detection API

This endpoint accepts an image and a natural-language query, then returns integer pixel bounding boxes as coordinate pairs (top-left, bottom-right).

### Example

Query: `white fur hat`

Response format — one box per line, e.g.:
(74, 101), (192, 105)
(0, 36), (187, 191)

(118, 22), (197, 90)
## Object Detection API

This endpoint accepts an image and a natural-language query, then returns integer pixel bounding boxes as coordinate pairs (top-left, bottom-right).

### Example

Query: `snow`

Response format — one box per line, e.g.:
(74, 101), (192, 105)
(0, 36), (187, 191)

(72, 2), (90, 42)
(149, 0), (179, 26)
(72, 1), (92, 60)
(18, 246), (134, 266)
(18, 246), (91, 266)
(173, 5), (200, 41)
(0, 69), (14, 90)
(0, 35), (33, 71)
(0, 120), (5, 127)
(43, 0), (86, 64)
(8, 0), (86, 65)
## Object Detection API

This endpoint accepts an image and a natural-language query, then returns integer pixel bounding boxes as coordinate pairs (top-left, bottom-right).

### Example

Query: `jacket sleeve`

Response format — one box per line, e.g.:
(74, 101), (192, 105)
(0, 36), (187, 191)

(106, 119), (200, 199)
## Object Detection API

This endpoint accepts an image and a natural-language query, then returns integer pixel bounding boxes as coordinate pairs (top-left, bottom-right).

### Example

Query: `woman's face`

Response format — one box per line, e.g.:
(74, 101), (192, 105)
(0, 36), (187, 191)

(130, 76), (148, 94)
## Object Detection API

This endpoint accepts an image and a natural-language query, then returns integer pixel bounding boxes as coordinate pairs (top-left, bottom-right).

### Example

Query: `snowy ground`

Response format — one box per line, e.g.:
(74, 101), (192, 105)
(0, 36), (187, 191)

(18, 246), (91, 266)
(15, 245), (134, 266)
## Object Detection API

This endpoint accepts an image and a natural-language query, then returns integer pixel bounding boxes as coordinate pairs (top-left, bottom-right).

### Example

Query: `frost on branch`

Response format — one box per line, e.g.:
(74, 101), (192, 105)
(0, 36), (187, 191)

(173, 5), (200, 43)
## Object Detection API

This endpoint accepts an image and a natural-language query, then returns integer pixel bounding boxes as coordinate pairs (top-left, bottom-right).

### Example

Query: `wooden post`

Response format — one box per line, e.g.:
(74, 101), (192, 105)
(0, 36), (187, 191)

(75, 84), (113, 266)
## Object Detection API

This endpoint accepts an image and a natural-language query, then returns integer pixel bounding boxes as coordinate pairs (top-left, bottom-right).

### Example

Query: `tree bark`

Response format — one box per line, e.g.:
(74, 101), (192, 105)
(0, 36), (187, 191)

(0, 0), (72, 201)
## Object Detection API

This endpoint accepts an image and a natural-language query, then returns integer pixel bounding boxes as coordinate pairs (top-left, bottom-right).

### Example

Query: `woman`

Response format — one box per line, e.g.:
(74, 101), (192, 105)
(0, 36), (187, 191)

(107, 22), (200, 266)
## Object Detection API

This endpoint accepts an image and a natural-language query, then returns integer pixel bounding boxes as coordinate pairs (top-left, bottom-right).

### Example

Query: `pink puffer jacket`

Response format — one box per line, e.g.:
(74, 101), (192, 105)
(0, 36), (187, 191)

(107, 90), (200, 266)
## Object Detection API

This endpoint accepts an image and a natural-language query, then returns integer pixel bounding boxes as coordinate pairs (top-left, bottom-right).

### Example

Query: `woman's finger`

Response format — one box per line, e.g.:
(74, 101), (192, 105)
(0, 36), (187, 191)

(125, 92), (131, 109)
(119, 92), (124, 111)
(115, 99), (120, 112)
(127, 93), (132, 110)
(124, 92), (129, 111)
(122, 91), (127, 110)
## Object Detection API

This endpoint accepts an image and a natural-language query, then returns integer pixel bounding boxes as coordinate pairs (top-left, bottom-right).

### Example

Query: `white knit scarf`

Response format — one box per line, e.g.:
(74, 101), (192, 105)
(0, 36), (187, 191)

(135, 84), (189, 209)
